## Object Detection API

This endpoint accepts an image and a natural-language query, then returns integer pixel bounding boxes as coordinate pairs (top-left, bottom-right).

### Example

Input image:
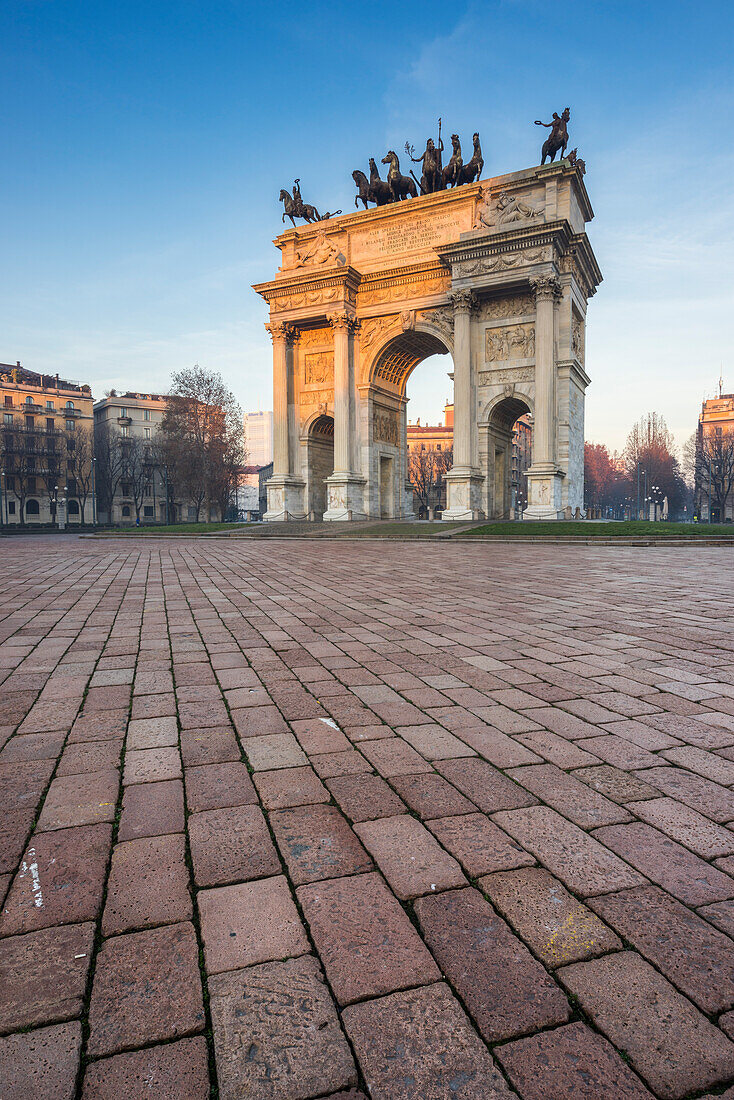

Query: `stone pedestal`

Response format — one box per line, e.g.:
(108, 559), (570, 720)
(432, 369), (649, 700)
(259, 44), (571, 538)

(323, 474), (367, 522)
(264, 476), (307, 522)
(443, 470), (486, 521)
(523, 465), (564, 520)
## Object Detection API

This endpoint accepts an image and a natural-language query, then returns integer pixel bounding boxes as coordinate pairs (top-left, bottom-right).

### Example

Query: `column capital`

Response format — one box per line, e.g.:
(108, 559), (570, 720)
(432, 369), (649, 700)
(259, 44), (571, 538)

(530, 275), (563, 303)
(327, 312), (358, 333)
(265, 321), (299, 344)
(449, 290), (476, 315)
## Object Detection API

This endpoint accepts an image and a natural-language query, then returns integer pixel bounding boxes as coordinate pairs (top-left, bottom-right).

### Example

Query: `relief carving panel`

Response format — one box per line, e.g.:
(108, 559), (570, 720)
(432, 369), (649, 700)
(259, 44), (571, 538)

(304, 352), (334, 385)
(485, 323), (535, 362)
(373, 407), (400, 445)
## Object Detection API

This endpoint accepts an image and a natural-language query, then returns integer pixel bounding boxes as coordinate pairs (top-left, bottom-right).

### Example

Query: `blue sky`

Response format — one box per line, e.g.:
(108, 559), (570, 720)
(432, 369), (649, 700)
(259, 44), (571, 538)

(3, 0), (733, 452)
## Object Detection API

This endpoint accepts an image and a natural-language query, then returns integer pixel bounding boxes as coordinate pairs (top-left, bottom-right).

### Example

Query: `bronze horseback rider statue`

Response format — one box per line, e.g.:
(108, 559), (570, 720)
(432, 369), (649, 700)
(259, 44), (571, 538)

(407, 119), (445, 194)
(535, 108), (570, 164)
(279, 179), (341, 227)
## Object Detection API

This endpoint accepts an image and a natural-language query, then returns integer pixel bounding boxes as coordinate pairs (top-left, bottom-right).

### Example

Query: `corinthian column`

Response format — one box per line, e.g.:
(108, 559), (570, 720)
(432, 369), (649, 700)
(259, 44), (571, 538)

(450, 290), (475, 471)
(329, 313), (353, 475)
(530, 275), (562, 466)
(266, 321), (294, 476)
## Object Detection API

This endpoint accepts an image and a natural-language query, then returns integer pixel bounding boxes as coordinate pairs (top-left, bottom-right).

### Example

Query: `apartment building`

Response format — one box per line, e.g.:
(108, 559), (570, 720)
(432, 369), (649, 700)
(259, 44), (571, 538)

(0, 363), (94, 525)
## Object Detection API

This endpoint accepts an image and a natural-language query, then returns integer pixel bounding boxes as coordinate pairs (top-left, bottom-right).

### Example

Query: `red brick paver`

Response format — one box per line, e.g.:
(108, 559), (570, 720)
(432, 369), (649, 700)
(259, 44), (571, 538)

(1, 535), (734, 1097)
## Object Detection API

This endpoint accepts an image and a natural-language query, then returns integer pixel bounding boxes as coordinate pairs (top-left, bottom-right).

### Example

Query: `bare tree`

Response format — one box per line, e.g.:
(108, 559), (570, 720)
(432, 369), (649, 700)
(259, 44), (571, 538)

(94, 421), (125, 521)
(409, 446), (452, 514)
(64, 425), (94, 523)
(696, 428), (734, 521)
(120, 435), (151, 523)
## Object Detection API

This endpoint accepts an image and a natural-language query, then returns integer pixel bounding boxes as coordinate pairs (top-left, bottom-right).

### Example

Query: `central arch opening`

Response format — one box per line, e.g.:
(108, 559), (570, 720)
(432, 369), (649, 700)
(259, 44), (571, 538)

(370, 329), (453, 521)
(306, 414), (334, 519)
(486, 395), (533, 519)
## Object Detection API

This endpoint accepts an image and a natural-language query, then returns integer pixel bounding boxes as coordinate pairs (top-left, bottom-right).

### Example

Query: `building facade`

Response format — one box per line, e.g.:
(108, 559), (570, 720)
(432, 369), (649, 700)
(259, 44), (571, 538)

(407, 403), (454, 517)
(244, 411), (274, 467)
(695, 390), (734, 522)
(93, 392), (170, 524)
(0, 363), (94, 525)
(510, 414), (533, 517)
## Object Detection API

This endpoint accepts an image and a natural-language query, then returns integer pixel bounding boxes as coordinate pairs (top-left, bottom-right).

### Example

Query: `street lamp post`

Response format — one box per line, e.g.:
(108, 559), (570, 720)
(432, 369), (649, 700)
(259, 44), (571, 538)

(91, 457), (97, 526)
(0, 468), (5, 528)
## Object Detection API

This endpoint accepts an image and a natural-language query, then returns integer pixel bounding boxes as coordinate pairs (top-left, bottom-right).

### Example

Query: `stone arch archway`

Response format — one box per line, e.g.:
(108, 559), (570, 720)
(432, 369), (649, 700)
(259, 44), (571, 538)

(255, 161), (601, 521)
(481, 392), (534, 519)
(303, 413), (334, 519)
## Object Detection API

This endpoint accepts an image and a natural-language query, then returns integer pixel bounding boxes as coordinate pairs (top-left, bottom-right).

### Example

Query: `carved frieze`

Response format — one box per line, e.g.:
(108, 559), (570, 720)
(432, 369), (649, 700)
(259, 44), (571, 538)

(457, 248), (547, 278)
(300, 388), (332, 407)
(572, 315), (585, 362)
(304, 352), (334, 385)
(271, 284), (353, 311)
(373, 407), (400, 445)
(418, 306), (454, 343)
(297, 327), (331, 348)
(360, 271), (449, 306)
(478, 366), (534, 386)
(485, 324), (535, 362)
(476, 294), (534, 320)
(360, 315), (399, 351)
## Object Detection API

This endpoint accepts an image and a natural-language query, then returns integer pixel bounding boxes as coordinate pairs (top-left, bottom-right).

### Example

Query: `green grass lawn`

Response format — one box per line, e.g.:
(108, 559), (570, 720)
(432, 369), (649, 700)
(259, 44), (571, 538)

(463, 521), (734, 539)
(102, 521), (247, 535)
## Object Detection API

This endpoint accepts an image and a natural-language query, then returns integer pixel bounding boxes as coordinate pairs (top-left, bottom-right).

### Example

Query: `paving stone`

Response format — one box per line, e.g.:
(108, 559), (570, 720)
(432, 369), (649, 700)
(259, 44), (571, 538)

(601, 717), (681, 751)
(495, 1020), (655, 1099)
(453, 724), (543, 767)
(342, 982), (512, 1099)
(557, 951), (734, 1099)
(393, 722), (474, 760)
(102, 833), (192, 934)
(180, 726), (240, 766)
(573, 735), (663, 771)
(627, 796), (734, 857)
(81, 1037), (209, 1100)
(270, 805), (372, 885)
(0, 731), (66, 762)
(359, 737), (432, 776)
(588, 884), (734, 1013)
(354, 814), (465, 899)
(209, 956), (357, 1100)
(291, 717), (352, 754)
(254, 764), (330, 809)
(56, 739), (122, 775)
(118, 778), (184, 840)
(189, 805), (280, 886)
(388, 771), (476, 818)
(0, 922), (95, 1031)
(494, 805), (644, 896)
(179, 699), (230, 729)
(68, 709), (128, 743)
(0, 761), (53, 818)
(126, 715), (179, 750)
(479, 865), (622, 967)
(325, 773), (406, 821)
(415, 887), (570, 1041)
(36, 769), (119, 831)
(435, 757), (538, 813)
(0, 823), (111, 935)
(508, 763), (632, 828)
(242, 732), (307, 771)
(634, 765), (734, 822)
(697, 899), (734, 938)
(297, 871), (440, 1005)
(0, 807), (36, 873)
(231, 705), (289, 737)
(198, 876), (309, 975)
(427, 813), (534, 877)
(516, 730), (601, 768)
(573, 764), (671, 804)
(184, 762), (257, 811)
(526, 706), (607, 740)
(0, 1021), (82, 1100)
(123, 746), (182, 784)
(593, 822), (734, 905)
(87, 922), (205, 1056)
(310, 749), (373, 777)
(663, 746), (734, 784)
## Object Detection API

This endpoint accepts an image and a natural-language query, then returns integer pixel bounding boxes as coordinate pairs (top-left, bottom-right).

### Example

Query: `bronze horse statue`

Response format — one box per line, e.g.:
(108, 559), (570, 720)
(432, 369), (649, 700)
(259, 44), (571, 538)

(381, 151), (417, 201)
(535, 108), (570, 164)
(456, 132), (484, 185)
(279, 189), (321, 227)
(442, 134), (463, 188)
(353, 165), (391, 208)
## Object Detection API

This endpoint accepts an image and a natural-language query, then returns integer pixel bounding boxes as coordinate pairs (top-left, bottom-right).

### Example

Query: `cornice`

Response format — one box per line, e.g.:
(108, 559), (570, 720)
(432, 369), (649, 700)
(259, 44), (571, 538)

(253, 265), (361, 303)
(437, 219), (573, 266)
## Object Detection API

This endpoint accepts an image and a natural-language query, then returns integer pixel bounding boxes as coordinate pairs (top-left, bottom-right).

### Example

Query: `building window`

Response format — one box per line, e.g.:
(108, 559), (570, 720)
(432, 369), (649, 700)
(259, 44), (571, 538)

(25, 499), (40, 515)
(65, 419), (75, 431)
(143, 409), (151, 421)
(144, 505), (154, 517)
(144, 481), (152, 497)
(65, 400), (75, 410)
(144, 427), (150, 439)
(67, 499), (80, 515)
(437, 443), (442, 451)
(187, 506), (197, 520)
(25, 396), (34, 406)
(46, 418), (54, 431)
(8, 501), (15, 514)
(28, 477), (36, 492)
(26, 416), (34, 428)
(120, 407), (128, 418)
(3, 413), (12, 426)
(122, 505), (131, 518)
(46, 400), (54, 410)
(121, 482), (131, 496)
(121, 424), (129, 437)
(4, 396), (12, 407)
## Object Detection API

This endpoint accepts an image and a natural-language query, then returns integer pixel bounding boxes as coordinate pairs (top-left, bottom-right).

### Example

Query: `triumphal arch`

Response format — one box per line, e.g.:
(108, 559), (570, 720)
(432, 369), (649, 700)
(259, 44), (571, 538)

(254, 159), (601, 521)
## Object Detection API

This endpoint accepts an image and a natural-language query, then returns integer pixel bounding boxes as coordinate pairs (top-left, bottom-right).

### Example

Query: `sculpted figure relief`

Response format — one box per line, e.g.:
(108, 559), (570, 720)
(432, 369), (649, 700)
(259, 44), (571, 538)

(486, 324), (535, 362)
(293, 232), (345, 268)
(475, 189), (543, 229)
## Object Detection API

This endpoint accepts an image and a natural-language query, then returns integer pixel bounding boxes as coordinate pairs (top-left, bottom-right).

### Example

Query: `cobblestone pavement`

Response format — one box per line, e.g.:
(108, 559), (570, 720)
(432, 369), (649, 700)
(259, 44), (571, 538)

(1, 536), (734, 1099)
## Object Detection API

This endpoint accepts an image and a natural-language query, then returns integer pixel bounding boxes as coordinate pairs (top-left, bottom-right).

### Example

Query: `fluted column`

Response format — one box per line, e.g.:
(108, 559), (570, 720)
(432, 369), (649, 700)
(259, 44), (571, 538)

(266, 321), (294, 476)
(451, 290), (475, 470)
(530, 275), (562, 466)
(328, 313), (354, 475)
